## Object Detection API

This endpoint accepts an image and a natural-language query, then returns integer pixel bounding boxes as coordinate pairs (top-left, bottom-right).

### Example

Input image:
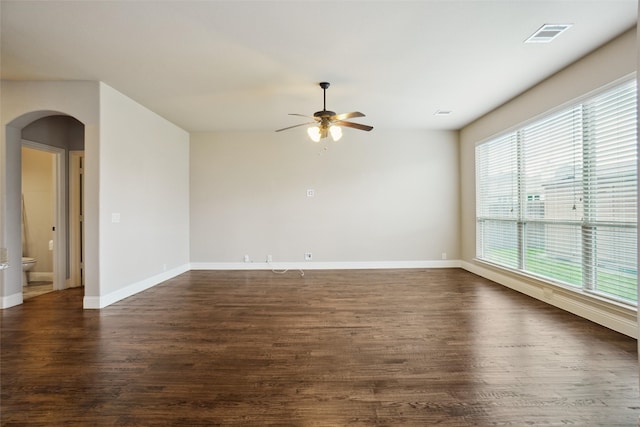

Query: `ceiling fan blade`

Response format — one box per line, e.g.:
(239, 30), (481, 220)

(275, 122), (317, 132)
(331, 111), (365, 121)
(288, 113), (318, 119)
(334, 121), (373, 132)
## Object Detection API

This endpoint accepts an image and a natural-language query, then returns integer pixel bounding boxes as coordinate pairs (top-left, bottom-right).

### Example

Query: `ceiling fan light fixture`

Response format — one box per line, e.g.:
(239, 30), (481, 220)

(307, 126), (321, 142)
(330, 125), (342, 141)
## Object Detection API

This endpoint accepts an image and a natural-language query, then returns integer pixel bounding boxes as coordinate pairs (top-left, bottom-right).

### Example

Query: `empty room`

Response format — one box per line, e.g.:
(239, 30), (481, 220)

(1, 1), (639, 425)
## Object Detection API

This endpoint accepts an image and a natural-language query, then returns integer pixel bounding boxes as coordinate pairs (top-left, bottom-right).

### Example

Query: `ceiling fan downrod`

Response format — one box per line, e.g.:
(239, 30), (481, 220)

(315, 82), (335, 118)
(319, 82), (330, 111)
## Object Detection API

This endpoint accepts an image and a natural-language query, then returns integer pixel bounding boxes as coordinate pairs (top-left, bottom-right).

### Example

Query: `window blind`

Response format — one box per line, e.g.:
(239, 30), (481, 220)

(521, 105), (584, 287)
(583, 81), (637, 301)
(476, 133), (519, 269)
(476, 79), (638, 304)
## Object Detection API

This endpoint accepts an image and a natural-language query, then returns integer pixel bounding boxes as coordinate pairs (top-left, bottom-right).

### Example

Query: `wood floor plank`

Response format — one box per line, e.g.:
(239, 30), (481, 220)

(1, 268), (638, 425)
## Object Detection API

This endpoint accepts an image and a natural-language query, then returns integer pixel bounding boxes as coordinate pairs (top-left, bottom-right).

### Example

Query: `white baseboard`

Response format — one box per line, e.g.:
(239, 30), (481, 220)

(28, 271), (53, 282)
(461, 260), (638, 338)
(190, 260), (461, 271)
(83, 264), (190, 309)
(1, 292), (23, 309)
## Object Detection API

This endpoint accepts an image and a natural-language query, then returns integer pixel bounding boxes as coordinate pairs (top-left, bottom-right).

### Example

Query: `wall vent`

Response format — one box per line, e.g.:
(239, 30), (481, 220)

(525, 24), (572, 43)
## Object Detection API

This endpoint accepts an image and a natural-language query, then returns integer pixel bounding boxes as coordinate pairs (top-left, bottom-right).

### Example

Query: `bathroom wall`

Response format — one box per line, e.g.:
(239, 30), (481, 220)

(21, 147), (54, 277)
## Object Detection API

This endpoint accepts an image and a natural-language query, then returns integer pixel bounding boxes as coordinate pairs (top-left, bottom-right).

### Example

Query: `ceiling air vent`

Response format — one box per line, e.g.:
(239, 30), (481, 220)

(525, 24), (572, 43)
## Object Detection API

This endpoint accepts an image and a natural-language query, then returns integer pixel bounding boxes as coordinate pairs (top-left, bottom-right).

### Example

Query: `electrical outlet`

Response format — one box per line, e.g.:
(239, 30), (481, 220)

(304, 252), (312, 261)
(267, 255), (273, 263)
(441, 252), (447, 260)
(244, 255), (250, 263)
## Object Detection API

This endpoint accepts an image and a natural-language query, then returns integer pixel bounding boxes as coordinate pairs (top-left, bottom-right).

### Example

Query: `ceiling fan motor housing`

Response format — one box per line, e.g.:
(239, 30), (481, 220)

(314, 110), (336, 118)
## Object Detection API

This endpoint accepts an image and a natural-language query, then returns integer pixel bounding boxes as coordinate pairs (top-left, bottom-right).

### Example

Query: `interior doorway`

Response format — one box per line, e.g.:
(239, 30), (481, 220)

(21, 141), (66, 298)
(2, 112), (86, 309)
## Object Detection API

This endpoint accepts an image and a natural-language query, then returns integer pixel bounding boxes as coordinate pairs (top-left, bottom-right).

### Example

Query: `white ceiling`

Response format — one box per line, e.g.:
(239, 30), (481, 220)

(1, 1), (637, 133)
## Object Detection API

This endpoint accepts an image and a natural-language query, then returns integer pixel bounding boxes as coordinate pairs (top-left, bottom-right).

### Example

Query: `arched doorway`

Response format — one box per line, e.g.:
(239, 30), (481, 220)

(2, 111), (84, 305)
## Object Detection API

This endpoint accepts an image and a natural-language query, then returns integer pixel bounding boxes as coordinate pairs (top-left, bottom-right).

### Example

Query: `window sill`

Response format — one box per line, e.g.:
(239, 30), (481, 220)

(462, 259), (637, 338)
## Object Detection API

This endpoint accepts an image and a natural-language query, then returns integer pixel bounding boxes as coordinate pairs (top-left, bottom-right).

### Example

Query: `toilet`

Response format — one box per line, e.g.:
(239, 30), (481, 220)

(21, 257), (37, 287)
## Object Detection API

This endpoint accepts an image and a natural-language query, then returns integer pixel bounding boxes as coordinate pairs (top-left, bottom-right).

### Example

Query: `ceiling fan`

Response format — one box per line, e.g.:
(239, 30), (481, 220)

(275, 82), (373, 142)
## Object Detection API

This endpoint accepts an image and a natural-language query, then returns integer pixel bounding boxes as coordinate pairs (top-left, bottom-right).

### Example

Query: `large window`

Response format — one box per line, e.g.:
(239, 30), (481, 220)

(476, 79), (638, 305)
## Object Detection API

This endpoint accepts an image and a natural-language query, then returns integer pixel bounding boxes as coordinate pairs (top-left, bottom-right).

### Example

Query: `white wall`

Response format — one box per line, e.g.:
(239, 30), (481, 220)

(95, 83), (190, 304)
(0, 80), (100, 307)
(1, 80), (190, 309)
(459, 27), (638, 336)
(190, 128), (459, 267)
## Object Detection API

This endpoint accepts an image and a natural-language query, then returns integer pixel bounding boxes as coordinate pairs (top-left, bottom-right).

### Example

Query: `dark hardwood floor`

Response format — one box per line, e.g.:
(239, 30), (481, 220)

(22, 281), (54, 300)
(1, 269), (638, 426)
